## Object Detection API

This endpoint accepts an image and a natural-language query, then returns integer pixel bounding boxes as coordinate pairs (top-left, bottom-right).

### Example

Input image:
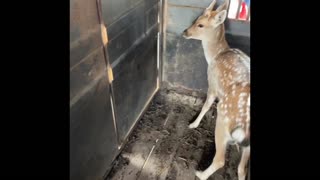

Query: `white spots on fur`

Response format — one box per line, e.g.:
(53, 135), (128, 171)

(238, 98), (246, 106)
(242, 82), (248, 87)
(223, 61), (228, 66)
(205, 48), (250, 139)
(240, 92), (247, 97)
(224, 71), (227, 77)
(246, 94), (250, 122)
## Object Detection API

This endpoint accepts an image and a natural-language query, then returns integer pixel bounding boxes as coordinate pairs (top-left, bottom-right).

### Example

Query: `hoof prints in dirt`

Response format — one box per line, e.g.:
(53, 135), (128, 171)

(105, 89), (242, 180)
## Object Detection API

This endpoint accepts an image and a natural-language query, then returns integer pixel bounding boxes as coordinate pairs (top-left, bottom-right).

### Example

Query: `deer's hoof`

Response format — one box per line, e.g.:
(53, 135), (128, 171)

(189, 122), (199, 129)
(195, 171), (207, 180)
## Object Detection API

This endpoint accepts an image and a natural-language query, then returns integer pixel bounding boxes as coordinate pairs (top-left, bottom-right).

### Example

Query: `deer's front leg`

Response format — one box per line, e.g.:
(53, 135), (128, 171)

(189, 95), (215, 129)
(238, 146), (250, 180)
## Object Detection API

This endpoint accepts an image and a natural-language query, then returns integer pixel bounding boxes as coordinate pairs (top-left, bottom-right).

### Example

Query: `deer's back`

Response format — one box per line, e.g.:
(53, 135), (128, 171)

(208, 48), (250, 96)
(214, 49), (251, 134)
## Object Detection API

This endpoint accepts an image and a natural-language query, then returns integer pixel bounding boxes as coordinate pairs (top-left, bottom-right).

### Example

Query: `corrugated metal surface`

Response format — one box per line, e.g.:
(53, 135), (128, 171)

(70, 72), (118, 180)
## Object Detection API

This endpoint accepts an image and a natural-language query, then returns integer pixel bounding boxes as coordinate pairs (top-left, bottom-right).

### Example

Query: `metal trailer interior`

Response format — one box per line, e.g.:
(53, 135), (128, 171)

(70, 0), (250, 179)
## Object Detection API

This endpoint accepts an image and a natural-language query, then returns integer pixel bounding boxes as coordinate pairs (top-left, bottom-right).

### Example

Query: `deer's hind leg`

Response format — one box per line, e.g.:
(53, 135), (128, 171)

(195, 115), (229, 180)
(238, 146), (250, 180)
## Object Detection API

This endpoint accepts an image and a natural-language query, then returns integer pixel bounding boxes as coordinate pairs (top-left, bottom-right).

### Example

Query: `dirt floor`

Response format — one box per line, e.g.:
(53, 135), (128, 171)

(105, 88), (247, 180)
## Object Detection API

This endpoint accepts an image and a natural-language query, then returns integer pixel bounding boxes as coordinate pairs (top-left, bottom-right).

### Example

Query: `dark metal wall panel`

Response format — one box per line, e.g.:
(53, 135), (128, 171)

(146, 3), (159, 32)
(101, 0), (159, 144)
(70, 73), (118, 180)
(102, 0), (145, 26)
(70, 0), (101, 68)
(112, 28), (158, 142)
(225, 20), (250, 37)
(106, 4), (145, 41)
(107, 4), (145, 64)
(104, 0), (160, 66)
(70, 0), (118, 179)
(164, 33), (208, 91)
(70, 47), (106, 101)
(226, 33), (250, 55)
(163, 0), (250, 92)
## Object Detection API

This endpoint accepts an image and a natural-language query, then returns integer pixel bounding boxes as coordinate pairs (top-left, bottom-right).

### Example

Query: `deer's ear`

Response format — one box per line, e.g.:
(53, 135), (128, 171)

(216, 0), (229, 12)
(203, 0), (216, 17)
(210, 10), (227, 27)
(203, 9), (211, 17)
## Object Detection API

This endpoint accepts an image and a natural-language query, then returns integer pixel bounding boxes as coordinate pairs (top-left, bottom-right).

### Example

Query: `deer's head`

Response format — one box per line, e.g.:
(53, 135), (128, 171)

(183, 0), (229, 41)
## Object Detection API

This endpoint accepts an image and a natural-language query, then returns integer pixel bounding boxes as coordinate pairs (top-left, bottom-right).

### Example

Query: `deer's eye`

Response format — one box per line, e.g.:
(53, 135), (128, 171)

(198, 24), (204, 28)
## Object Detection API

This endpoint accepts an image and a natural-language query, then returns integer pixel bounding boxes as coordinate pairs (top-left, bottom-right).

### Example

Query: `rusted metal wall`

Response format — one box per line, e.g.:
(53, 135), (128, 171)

(163, 0), (250, 92)
(70, 0), (160, 179)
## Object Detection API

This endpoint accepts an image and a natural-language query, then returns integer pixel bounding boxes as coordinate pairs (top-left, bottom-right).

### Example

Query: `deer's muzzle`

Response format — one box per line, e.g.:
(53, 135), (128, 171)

(182, 29), (191, 39)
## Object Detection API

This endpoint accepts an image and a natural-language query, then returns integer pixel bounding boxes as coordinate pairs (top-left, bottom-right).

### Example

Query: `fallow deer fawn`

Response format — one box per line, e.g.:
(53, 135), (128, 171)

(182, 1), (250, 180)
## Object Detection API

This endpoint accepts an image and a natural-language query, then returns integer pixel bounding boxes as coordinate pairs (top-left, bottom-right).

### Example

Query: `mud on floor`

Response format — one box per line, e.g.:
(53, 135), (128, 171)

(106, 88), (245, 180)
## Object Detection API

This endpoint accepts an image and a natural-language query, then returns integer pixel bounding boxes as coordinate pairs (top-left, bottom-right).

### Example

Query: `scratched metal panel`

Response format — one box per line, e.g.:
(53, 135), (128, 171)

(70, 0), (119, 179)
(70, 0), (102, 68)
(70, 73), (118, 180)
(164, 33), (208, 91)
(146, 3), (159, 32)
(107, 3), (145, 64)
(112, 28), (158, 142)
(101, 0), (159, 144)
(106, 3), (145, 41)
(101, 0), (145, 26)
(70, 47), (106, 101)
(102, 0), (159, 26)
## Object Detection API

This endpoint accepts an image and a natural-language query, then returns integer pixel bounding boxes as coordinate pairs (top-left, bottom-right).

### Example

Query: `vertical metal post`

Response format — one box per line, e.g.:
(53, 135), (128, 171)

(157, 0), (165, 88)
(96, 0), (121, 149)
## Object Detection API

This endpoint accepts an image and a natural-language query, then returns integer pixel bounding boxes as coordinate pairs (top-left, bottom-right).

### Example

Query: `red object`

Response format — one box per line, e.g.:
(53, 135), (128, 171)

(239, 2), (247, 20)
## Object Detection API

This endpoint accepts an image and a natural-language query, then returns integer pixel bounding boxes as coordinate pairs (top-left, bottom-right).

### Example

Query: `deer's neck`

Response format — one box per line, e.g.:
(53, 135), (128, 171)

(202, 25), (229, 65)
